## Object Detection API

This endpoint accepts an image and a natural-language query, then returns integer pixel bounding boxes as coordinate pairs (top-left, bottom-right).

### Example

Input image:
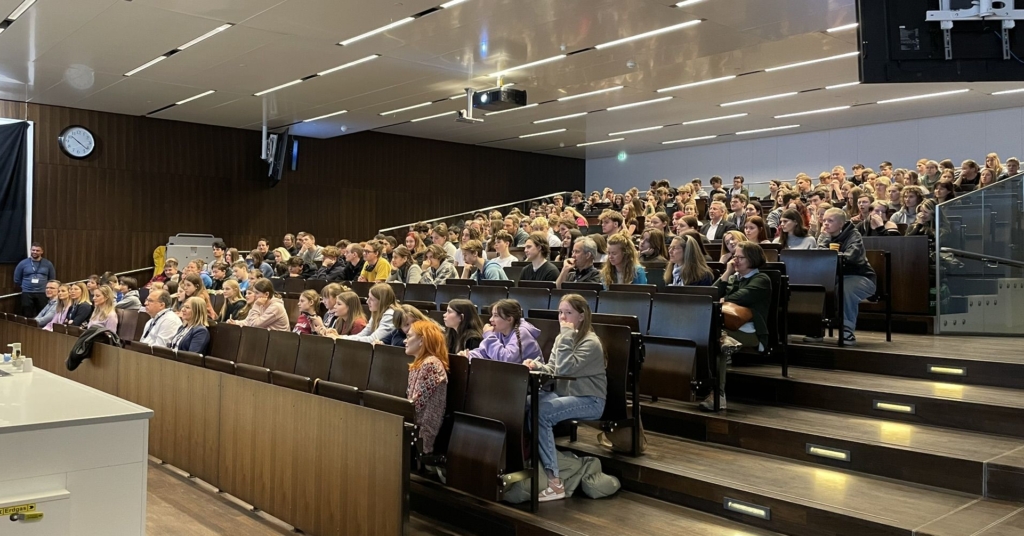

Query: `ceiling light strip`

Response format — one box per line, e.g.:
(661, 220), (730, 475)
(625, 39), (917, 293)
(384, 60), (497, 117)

(876, 89), (969, 104)
(492, 55), (566, 77)
(765, 51), (859, 72)
(177, 24), (233, 51)
(7, 0), (36, 20)
(534, 112), (588, 124)
(578, 138), (624, 147)
(380, 102), (433, 116)
(827, 22), (859, 33)
(826, 81), (860, 90)
(558, 86), (623, 101)
(657, 75), (736, 93)
(662, 135), (717, 144)
(594, 20), (701, 49)
(440, 0), (469, 7)
(520, 128), (566, 138)
(720, 92), (798, 107)
(254, 79), (304, 97)
(774, 105), (850, 119)
(675, 0), (707, 7)
(609, 125), (663, 136)
(736, 124), (800, 135)
(124, 25), (240, 77)
(318, 54), (381, 76)
(125, 56), (168, 77)
(411, 111), (456, 122)
(486, 103), (538, 116)
(340, 17), (414, 46)
(993, 88), (1024, 95)
(175, 90), (216, 106)
(607, 96), (673, 111)
(303, 110), (349, 122)
(683, 113), (747, 125)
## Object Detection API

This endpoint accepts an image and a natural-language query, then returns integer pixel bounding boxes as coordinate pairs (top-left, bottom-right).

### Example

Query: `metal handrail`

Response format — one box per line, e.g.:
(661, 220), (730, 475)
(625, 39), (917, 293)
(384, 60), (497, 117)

(0, 266), (155, 300)
(378, 191), (571, 233)
(939, 248), (1024, 269)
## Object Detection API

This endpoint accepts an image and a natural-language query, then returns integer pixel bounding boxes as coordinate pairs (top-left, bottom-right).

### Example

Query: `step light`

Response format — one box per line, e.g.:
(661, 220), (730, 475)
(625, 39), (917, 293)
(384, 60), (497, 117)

(927, 364), (967, 376)
(806, 444), (851, 462)
(873, 400), (916, 414)
(723, 498), (771, 520)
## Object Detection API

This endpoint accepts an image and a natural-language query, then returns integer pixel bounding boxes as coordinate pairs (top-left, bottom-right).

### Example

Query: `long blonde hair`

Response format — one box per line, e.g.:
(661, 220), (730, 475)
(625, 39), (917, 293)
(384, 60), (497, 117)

(368, 283), (398, 332)
(601, 233), (641, 286)
(72, 282), (91, 305)
(90, 285), (116, 321)
(183, 296), (210, 328)
(665, 235), (714, 285)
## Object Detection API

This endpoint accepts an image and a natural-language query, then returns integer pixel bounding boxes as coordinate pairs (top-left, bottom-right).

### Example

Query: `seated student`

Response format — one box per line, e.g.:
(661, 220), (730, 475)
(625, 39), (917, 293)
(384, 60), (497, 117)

(665, 235), (715, 286)
(359, 241), (393, 283)
(228, 261), (250, 292)
(316, 290), (364, 338)
(555, 237), (602, 288)
(524, 294), (607, 501)
(461, 239), (509, 282)
(146, 258), (179, 289)
(405, 320), (449, 455)
(378, 304), (432, 347)
(454, 226), (479, 267)
(503, 215), (530, 247)
(234, 279), (290, 331)
(890, 186), (924, 225)
(420, 245), (459, 285)
(310, 246), (346, 282)
(249, 251), (274, 279)
(598, 209), (625, 238)
(998, 156), (1020, 181)
(168, 297), (211, 354)
(207, 263), (230, 292)
(87, 286), (119, 332)
(34, 280), (61, 328)
(182, 259), (213, 289)
(175, 273), (218, 320)
(639, 229), (668, 262)
(272, 247), (291, 272)
(341, 283), (398, 343)
(297, 233), (324, 266)
(86, 274), (101, 294)
(443, 299), (484, 354)
(218, 280), (247, 322)
(405, 233), (428, 264)
(491, 231), (518, 268)
(521, 232), (559, 282)
(431, 223), (458, 260)
(811, 208), (876, 345)
(719, 230), (745, 263)
(41, 284), (71, 331)
(139, 289), (183, 346)
(857, 202), (901, 237)
(703, 241), (772, 412)
(601, 234), (647, 288)
(676, 215), (700, 234)
(115, 276), (142, 310)
(285, 257), (307, 279)
(338, 244), (365, 281)
(465, 299), (541, 364)
(725, 193), (748, 228)
(292, 289), (322, 335)
(700, 201), (738, 241)
(387, 246), (423, 284)
(743, 216), (771, 244)
(775, 209), (818, 248)
(894, 199), (948, 242)
(64, 282), (93, 327)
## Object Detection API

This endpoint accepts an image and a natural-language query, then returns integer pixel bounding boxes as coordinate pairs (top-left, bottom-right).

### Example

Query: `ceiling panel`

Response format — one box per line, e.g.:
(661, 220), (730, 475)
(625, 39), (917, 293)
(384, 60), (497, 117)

(131, 25), (291, 84)
(132, 0), (288, 24)
(70, 77), (217, 116)
(238, 0), (441, 46)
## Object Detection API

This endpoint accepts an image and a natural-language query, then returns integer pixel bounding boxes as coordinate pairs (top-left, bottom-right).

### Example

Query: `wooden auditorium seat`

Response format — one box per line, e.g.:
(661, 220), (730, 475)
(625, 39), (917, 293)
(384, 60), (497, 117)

(271, 333), (335, 392)
(469, 285), (509, 312)
(642, 293), (720, 401)
(597, 290), (653, 335)
(236, 330), (298, 382)
(362, 391), (415, 423)
(404, 284), (437, 303)
(367, 344), (414, 398)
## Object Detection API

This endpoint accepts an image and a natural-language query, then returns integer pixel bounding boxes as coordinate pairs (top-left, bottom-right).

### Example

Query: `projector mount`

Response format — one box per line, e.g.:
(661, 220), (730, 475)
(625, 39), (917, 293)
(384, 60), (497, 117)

(456, 87), (484, 124)
(926, 0), (1024, 59)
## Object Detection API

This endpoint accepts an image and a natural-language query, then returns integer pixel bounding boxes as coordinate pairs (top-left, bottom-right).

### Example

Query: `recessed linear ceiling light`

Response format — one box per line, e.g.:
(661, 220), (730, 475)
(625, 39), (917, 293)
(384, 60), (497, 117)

(826, 81), (860, 89)
(609, 125), (663, 136)
(736, 124), (800, 135)
(412, 110), (457, 122)
(379, 102), (432, 116)
(449, 83), (516, 99)
(491, 55), (566, 78)
(558, 86), (623, 101)
(486, 103), (538, 115)
(675, 0), (706, 7)
(578, 138), (624, 147)
(519, 128), (566, 138)
(720, 92), (798, 107)
(339, 17), (415, 46)
(175, 90), (216, 106)
(657, 75), (736, 93)
(683, 112), (747, 125)
(774, 105), (850, 119)
(124, 56), (168, 77)
(253, 79), (303, 97)
(440, 0), (469, 7)
(7, 0), (36, 20)
(876, 88), (969, 104)
(765, 51), (859, 72)
(662, 135), (717, 144)
(827, 22), (859, 33)
(0, 27), (5, 35)
(594, 20), (701, 50)
(177, 24), (233, 51)
(303, 110), (348, 122)
(992, 88), (1024, 95)
(534, 112), (588, 124)
(607, 96), (673, 111)
(318, 54), (380, 76)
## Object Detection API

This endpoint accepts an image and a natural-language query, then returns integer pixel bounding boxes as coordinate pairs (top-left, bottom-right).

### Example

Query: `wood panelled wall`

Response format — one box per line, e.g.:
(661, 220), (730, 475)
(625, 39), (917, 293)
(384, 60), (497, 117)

(0, 100), (584, 296)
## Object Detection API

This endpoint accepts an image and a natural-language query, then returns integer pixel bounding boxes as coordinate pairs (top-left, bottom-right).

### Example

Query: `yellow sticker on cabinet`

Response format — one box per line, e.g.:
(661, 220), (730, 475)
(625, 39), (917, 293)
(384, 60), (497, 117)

(0, 503), (36, 516)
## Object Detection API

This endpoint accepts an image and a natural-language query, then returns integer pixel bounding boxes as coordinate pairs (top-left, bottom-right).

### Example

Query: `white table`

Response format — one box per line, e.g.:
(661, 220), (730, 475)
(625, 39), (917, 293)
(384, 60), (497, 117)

(0, 366), (152, 535)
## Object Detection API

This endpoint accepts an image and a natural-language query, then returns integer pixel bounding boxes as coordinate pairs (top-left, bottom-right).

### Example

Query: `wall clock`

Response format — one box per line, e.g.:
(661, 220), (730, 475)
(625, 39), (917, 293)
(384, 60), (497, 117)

(58, 125), (96, 159)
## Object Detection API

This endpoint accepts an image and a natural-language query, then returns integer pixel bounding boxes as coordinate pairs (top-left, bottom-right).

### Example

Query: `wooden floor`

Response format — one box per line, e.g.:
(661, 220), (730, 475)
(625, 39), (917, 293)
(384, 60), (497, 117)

(793, 330), (1024, 363)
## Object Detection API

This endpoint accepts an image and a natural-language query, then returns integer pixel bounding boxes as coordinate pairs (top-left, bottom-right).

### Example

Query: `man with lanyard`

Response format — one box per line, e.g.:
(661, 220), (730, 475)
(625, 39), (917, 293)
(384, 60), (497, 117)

(555, 237), (602, 288)
(140, 290), (183, 347)
(14, 242), (57, 317)
(34, 280), (61, 327)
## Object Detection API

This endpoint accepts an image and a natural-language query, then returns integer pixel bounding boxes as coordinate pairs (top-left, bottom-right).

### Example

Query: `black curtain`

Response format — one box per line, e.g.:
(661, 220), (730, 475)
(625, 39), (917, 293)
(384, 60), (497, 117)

(0, 121), (29, 263)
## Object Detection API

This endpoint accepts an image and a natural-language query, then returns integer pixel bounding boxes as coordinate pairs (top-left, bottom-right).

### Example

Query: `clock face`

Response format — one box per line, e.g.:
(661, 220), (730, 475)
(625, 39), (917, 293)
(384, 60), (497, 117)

(58, 126), (95, 159)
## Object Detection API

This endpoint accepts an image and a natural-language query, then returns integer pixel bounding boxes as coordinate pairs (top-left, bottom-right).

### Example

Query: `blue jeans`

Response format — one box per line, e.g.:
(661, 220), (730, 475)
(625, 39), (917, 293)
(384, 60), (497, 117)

(527, 391), (605, 476)
(843, 275), (876, 332)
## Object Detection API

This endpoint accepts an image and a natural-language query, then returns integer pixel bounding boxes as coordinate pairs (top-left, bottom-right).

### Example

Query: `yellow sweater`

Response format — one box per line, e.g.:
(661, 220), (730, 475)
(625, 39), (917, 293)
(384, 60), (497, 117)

(361, 258), (392, 282)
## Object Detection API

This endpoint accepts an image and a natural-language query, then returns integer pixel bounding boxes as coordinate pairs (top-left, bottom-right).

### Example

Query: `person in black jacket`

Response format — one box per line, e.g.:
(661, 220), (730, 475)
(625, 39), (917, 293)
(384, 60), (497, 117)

(64, 282), (93, 327)
(521, 233), (559, 282)
(815, 208), (876, 345)
(311, 246), (347, 282)
(340, 244), (366, 282)
(699, 201), (738, 241)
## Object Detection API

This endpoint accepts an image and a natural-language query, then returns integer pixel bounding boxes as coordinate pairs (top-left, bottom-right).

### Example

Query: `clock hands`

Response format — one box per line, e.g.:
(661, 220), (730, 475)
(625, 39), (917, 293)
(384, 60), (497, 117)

(69, 135), (88, 151)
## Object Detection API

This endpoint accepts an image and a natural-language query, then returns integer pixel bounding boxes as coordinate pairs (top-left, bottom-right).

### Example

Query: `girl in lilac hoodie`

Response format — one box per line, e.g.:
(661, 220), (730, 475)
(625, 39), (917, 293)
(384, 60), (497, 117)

(465, 299), (542, 364)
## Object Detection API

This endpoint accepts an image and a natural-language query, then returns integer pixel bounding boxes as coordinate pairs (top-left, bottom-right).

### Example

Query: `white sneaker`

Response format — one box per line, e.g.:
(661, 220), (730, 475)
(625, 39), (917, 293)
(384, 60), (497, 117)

(538, 485), (565, 502)
(699, 393), (726, 412)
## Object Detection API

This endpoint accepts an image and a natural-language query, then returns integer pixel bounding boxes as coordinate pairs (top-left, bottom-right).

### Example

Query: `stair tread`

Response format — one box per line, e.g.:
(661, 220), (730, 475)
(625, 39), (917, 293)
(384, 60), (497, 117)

(644, 398), (1024, 462)
(792, 331), (1024, 365)
(732, 365), (1024, 408)
(560, 432), (1023, 532)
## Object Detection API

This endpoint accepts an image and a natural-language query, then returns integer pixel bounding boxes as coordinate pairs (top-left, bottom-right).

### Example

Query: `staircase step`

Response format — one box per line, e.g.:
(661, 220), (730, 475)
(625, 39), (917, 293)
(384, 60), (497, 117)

(729, 366), (1024, 438)
(639, 398), (1024, 496)
(559, 432), (1024, 536)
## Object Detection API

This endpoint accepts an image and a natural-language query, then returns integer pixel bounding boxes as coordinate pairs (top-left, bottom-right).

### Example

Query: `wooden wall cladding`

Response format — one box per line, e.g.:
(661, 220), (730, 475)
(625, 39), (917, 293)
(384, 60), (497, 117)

(0, 100), (585, 295)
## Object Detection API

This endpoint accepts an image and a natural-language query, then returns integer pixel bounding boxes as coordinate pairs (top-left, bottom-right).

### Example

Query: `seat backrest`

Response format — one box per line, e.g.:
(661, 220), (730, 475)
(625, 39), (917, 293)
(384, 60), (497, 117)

(329, 339), (374, 390)
(591, 313), (640, 333)
(208, 322), (241, 361)
(596, 291), (653, 335)
(294, 333), (335, 380)
(362, 391), (415, 423)
(133, 311), (151, 342)
(235, 326), (269, 366)
(607, 284), (658, 293)
(367, 344), (414, 398)
(116, 308), (139, 342)
(315, 381), (361, 405)
(444, 279), (477, 286)
(663, 285), (720, 299)
(270, 277), (285, 292)
(447, 353), (470, 414)
(209, 294), (225, 317)
(387, 282), (406, 301)
(649, 293), (715, 356)
(758, 270), (783, 353)
(508, 287), (550, 316)
(865, 250), (888, 300)
(153, 346), (177, 361)
(446, 412), (506, 501)
(284, 278), (306, 294)
(763, 262), (787, 275)
(351, 281), (374, 298)
(284, 298), (300, 327)
(463, 359), (529, 472)
(503, 266), (524, 282)
(780, 249), (839, 316)
(562, 282), (603, 292)
(470, 285), (509, 312)
(404, 284), (437, 303)
(517, 280), (555, 290)
(527, 317), (561, 359)
(427, 310), (445, 325)
(436, 284), (471, 307)
(264, 331), (300, 373)
(551, 289), (598, 312)
(304, 279), (328, 293)
(591, 323), (632, 422)
(641, 263), (668, 288)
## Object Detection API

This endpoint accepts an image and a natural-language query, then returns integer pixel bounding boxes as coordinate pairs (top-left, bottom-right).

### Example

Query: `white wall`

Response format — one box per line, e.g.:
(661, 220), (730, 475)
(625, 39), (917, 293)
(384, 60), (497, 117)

(586, 106), (1024, 198)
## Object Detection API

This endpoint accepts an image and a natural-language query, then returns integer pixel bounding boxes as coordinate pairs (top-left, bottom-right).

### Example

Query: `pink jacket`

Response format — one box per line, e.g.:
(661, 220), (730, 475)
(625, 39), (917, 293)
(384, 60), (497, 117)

(243, 297), (290, 331)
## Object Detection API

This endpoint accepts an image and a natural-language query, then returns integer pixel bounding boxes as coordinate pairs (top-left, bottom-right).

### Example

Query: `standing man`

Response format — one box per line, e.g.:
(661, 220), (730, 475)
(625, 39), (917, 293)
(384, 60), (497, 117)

(14, 243), (56, 317)
(34, 280), (61, 327)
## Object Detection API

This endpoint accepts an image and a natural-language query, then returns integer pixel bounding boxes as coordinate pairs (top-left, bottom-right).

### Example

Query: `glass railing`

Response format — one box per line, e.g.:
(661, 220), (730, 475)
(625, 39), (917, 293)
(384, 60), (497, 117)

(935, 173), (1024, 334)
(377, 191), (572, 240)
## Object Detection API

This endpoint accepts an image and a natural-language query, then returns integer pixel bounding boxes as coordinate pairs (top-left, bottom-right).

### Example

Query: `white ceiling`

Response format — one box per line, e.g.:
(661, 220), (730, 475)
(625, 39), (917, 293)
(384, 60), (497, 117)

(2, 0), (1024, 159)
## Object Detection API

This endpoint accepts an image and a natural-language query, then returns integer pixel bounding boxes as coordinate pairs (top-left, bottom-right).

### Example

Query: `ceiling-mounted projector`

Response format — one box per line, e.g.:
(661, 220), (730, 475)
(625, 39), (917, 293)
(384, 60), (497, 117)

(473, 87), (527, 111)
